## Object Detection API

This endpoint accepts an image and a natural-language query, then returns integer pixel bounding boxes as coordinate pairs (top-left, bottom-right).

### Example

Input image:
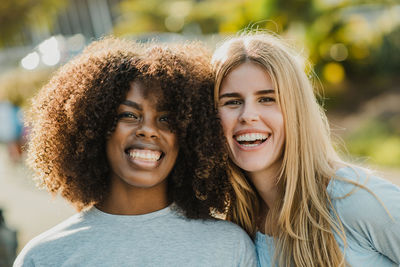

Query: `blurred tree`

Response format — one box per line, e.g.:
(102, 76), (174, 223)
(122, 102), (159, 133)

(115, 0), (398, 105)
(115, 0), (400, 168)
(0, 0), (66, 47)
(0, 69), (53, 107)
(114, 0), (270, 35)
(114, 0), (172, 33)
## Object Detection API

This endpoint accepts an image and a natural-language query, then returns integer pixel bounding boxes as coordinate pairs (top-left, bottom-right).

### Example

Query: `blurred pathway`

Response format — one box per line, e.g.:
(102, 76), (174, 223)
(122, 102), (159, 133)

(0, 146), (75, 252)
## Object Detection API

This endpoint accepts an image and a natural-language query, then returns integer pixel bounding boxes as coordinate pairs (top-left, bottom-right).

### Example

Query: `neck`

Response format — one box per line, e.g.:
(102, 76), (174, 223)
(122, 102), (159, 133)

(250, 169), (279, 235)
(97, 179), (169, 215)
(247, 163), (280, 210)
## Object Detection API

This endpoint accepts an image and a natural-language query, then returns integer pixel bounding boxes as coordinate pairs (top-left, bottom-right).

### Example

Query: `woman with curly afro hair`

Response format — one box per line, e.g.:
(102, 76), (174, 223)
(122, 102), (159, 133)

(14, 37), (256, 267)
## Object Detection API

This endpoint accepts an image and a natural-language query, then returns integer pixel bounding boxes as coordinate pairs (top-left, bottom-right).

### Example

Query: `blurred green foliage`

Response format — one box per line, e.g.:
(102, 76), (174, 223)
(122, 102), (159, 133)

(347, 118), (400, 166)
(0, 0), (66, 47)
(115, 0), (400, 167)
(115, 0), (399, 109)
(0, 0), (398, 167)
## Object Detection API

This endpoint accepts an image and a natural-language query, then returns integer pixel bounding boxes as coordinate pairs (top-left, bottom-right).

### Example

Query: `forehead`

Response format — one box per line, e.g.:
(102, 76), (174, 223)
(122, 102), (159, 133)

(125, 80), (164, 107)
(220, 62), (273, 94)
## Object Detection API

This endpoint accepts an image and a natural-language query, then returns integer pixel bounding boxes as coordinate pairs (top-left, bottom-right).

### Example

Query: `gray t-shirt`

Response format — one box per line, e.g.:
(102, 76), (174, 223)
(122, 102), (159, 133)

(14, 205), (256, 267)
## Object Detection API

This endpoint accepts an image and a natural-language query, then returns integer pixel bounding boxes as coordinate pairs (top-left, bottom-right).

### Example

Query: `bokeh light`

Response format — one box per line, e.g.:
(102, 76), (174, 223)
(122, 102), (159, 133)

(39, 37), (61, 66)
(323, 62), (345, 83)
(165, 15), (185, 32)
(20, 52), (40, 70)
(330, 43), (348, 61)
(66, 34), (86, 52)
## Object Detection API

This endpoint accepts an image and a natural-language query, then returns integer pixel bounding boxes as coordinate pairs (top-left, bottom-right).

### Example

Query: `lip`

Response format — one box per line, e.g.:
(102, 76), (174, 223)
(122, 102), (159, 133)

(232, 129), (270, 151)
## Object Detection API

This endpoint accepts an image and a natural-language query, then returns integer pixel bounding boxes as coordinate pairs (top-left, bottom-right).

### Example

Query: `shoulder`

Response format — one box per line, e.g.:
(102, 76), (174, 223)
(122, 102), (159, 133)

(161, 209), (257, 266)
(329, 166), (400, 227)
(204, 218), (254, 243)
(196, 219), (257, 265)
(170, 210), (255, 249)
(172, 209), (253, 244)
(14, 212), (89, 266)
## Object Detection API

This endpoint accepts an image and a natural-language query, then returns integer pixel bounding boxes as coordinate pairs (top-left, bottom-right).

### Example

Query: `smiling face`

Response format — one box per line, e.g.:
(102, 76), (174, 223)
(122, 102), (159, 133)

(218, 61), (285, 179)
(106, 80), (178, 193)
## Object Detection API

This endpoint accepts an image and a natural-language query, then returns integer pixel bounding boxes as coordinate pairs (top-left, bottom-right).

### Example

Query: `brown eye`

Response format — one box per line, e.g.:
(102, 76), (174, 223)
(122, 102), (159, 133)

(223, 99), (242, 106)
(118, 112), (139, 122)
(259, 97), (275, 103)
(159, 115), (170, 124)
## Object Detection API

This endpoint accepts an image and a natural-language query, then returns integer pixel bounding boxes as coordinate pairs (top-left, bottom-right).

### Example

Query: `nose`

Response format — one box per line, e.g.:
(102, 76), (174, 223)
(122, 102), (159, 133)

(135, 119), (159, 139)
(238, 103), (259, 123)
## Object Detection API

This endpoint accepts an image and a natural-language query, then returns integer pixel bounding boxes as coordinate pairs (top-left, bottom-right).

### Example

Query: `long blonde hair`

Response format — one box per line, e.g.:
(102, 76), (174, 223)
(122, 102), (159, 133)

(212, 33), (347, 267)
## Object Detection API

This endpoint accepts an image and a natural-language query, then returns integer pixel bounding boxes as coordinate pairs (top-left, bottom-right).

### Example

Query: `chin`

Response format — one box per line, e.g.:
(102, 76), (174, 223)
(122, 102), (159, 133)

(233, 160), (265, 173)
(241, 165), (267, 173)
(122, 175), (166, 189)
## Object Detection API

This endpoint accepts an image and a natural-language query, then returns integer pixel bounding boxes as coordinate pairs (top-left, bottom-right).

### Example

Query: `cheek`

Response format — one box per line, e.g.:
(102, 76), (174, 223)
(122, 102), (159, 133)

(171, 139), (179, 157)
(105, 141), (117, 173)
(277, 112), (285, 137)
(106, 134), (119, 161)
(275, 115), (285, 136)
(106, 132), (117, 153)
(166, 133), (179, 157)
(267, 106), (285, 134)
(272, 112), (286, 149)
(105, 125), (126, 157)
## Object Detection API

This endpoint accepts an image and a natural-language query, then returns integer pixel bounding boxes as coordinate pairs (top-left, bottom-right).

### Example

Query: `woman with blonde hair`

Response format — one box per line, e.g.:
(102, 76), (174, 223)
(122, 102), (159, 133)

(212, 32), (400, 267)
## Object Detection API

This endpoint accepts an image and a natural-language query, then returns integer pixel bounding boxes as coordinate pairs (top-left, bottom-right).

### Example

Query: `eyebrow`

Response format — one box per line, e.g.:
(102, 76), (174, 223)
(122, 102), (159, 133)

(121, 100), (142, 110)
(219, 89), (275, 99)
(121, 100), (169, 113)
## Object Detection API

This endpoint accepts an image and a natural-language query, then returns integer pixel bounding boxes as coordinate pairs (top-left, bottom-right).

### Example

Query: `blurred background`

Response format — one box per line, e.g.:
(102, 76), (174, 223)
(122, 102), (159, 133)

(0, 0), (399, 264)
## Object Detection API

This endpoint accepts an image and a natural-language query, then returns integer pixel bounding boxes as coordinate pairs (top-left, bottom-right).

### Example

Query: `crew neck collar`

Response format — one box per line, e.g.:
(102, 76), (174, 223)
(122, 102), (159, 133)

(87, 204), (174, 223)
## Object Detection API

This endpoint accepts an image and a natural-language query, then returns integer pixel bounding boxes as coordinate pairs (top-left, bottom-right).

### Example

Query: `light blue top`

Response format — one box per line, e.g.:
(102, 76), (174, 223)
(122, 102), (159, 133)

(14, 205), (257, 267)
(255, 166), (400, 267)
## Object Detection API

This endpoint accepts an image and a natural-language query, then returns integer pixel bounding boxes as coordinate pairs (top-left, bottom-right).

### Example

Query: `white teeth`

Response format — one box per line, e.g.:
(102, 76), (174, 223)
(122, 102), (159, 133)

(235, 133), (268, 142)
(129, 149), (162, 161)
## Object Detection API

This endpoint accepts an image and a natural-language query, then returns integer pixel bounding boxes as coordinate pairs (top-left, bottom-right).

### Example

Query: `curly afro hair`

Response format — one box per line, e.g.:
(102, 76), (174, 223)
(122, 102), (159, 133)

(26, 37), (231, 219)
